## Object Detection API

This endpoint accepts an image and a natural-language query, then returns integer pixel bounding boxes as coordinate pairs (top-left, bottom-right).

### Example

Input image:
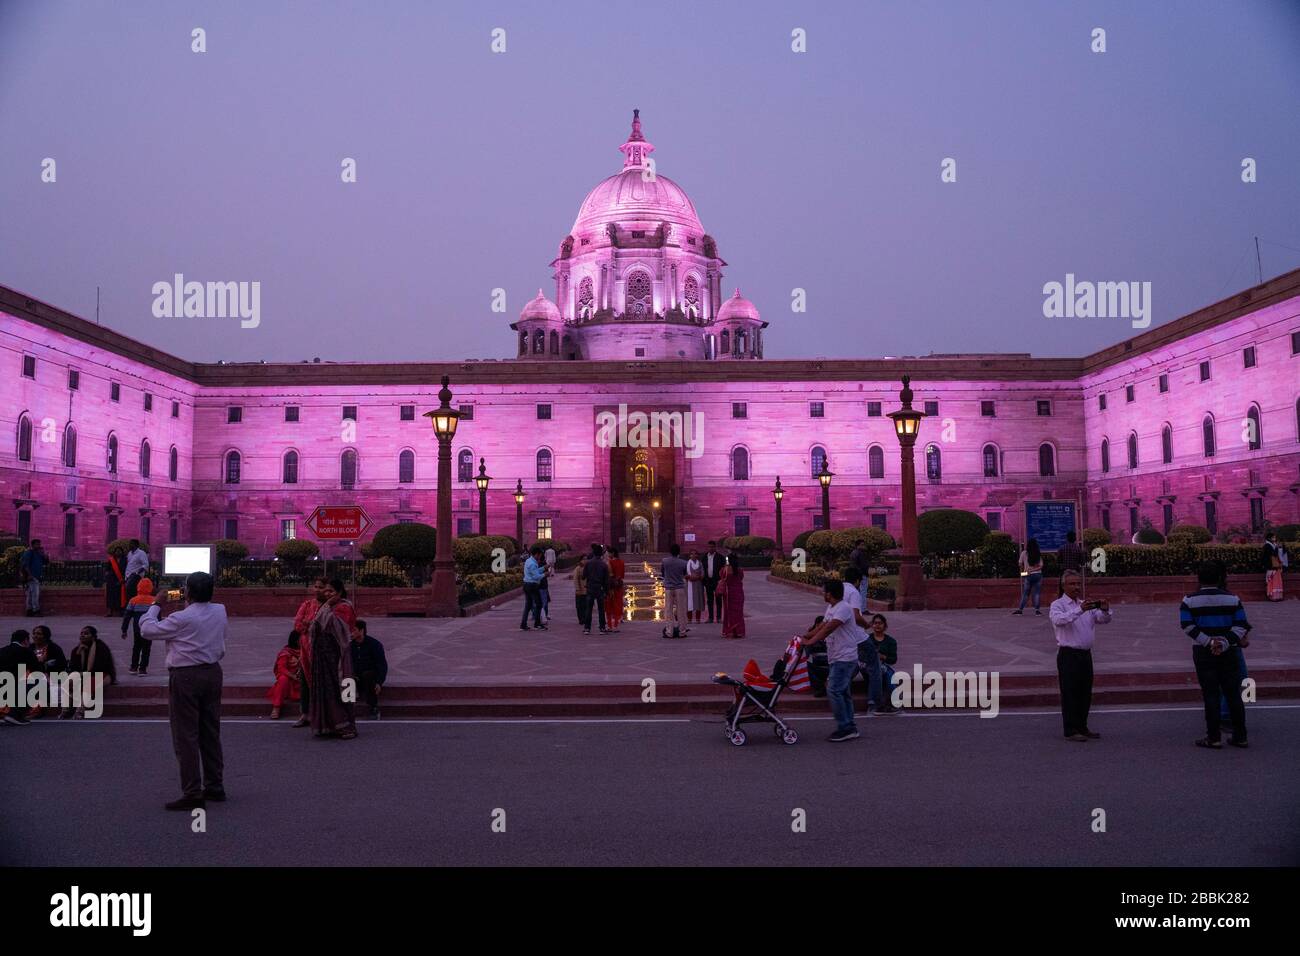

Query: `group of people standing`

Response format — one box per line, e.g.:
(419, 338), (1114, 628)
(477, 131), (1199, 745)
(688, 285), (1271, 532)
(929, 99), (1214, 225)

(660, 542), (745, 639)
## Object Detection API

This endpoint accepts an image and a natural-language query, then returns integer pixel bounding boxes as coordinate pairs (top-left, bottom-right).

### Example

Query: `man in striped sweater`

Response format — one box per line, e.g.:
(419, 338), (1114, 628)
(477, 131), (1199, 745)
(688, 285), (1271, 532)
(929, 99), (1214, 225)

(1179, 561), (1252, 749)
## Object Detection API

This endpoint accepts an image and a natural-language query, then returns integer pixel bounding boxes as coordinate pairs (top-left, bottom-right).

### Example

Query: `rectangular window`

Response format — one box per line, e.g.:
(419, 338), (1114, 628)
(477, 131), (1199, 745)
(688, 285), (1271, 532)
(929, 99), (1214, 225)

(224, 518), (238, 540)
(1100, 508), (1111, 532)
(1293, 330), (1300, 355)
(1162, 503), (1174, 534)
(812, 513), (827, 531)
(536, 517), (552, 541)
(342, 406), (357, 421)
(169, 517), (179, 544)
(866, 402), (881, 417)
(63, 512), (76, 549)
(110, 382), (121, 402)
(923, 401), (939, 417)
(732, 402), (747, 419)
(1036, 400), (1052, 417)
(734, 515), (751, 536)
(140, 516), (151, 547)
(284, 406), (299, 422)
(870, 513), (887, 530)
(1243, 346), (1256, 369)
(22, 355), (36, 378)
(981, 401), (995, 417)
(986, 511), (1002, 531)
(1199, 360), (1211, 382)
(1125, 385), (1135, 403)
(280, 519), (296, 541)
(17, 510), (32, 544)
(634, 347), (646, 357)
(144, 392), (153, 412)
(227, 406), (242, 424)
(456, 517), (473, 536)
(458, 405), (474, 420)
(106, 512), (118, 542)
(1158, 374), (1168, 393)
(809, 402), (824, 418)
(68, 369), (80, 390)
(1205, 499), (1217, 534)
(1250, 497), (1264, 533)
(536, 404), (552, 420)
(171, 400), (180, 418)
(1129, 507), (1139, 535)
(400, 405), (415, 421)
(1098, 393), (1107, 411)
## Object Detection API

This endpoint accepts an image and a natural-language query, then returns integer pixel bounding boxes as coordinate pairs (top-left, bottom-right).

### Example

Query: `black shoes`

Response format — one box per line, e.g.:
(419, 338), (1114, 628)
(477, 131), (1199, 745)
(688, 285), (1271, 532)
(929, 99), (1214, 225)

(202, 788), (226, 802)
(165, 796), (205, 811)
(827, 729), (860, 742)
(1082, 729), (1101, 739)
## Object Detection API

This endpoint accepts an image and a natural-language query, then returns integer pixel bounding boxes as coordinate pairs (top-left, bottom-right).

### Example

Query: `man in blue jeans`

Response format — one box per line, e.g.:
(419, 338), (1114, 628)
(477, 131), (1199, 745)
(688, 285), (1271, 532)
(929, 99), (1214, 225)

(519, 546), (547, 631)
(800, 579), (863, 742)
(843, 568), (882, 712)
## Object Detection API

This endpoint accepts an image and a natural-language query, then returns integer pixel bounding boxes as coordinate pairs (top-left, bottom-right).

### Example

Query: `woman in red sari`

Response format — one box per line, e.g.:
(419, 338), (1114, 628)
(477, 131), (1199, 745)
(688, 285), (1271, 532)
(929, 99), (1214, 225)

(105, 550), (126, 618)
(605, 547), (626, 633)
(719, 553), (746, 639)
(309, 578), (357, 739)
(267, 631), (302, 719)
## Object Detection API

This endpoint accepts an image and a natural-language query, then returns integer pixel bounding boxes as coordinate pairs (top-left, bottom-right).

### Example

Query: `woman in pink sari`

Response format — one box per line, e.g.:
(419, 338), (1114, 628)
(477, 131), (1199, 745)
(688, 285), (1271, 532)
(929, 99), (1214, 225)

(719, 553), (746, 639)
(309, 578), (357, 739)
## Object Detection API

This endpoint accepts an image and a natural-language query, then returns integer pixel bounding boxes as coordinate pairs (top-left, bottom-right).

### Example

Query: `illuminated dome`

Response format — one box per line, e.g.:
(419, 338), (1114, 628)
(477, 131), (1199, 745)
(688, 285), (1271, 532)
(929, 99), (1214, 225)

(716, 288), (760, 324)
(519, 289), (561, 324)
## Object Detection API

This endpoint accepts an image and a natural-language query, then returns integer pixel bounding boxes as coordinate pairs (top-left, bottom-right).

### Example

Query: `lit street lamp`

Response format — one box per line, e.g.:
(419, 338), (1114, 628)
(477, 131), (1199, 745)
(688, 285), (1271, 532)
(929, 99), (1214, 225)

(513, 479), (525, 551)
(887, 374), (925, 611)
(475, 457), (492, 534)
(817, 458), (834, 531)
(772, 476), (785, 557)
(422, 375), (461, 616)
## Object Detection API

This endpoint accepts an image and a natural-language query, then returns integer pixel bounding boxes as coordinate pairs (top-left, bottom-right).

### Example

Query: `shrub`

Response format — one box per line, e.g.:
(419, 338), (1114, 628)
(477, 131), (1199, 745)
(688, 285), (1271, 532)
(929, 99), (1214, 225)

(261, 566), (282, 588)
(0, 536), (22, 554)
(213, 539), (249, 563)
(1168, 524), (1212, 544)
(978, 532), (1019, 577)
(217, 567), (247, 588)
(770, 560), (835, 591)
(1081, 527), (1111, 550)
(356, 557), (411, 587)
(1273, 524), (1300, 543)
(806, 527), (895, 568)
(274, 539), (320, 564)
(0, 545), (25, 585)
(370, 522), (438, 563)
(791, 529), (816, 554)
(1134, 520), (1166, 545)
(459, 569), (524, 605)
(532, 539), (570, 555)
(720, 535), (777, 554)
(453, 535), (518, 574)
(918, 509), (989, 555)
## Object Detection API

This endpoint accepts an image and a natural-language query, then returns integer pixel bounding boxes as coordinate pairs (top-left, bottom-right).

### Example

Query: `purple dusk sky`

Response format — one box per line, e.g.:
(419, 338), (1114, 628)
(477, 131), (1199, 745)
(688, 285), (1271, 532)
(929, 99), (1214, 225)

(2, 0), (1299, 364)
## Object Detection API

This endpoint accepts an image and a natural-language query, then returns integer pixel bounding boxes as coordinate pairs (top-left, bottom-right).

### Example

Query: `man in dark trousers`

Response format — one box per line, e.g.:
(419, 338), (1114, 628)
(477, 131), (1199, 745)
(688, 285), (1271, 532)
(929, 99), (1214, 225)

(1, 630), (41, 725)
(349, 619), (388, 720)
(702, 541), (724, 624)
(581, 544), (609, 634)
(1180, 561), (1252, 749)
(140, 571), (228, 810)
(1048, 570), (1112, 742)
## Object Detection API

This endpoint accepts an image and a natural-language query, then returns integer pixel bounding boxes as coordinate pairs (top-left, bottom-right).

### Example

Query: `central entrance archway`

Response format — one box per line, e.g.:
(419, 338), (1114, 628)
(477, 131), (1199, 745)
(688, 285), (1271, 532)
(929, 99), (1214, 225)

(628, 515), (652, 553)
(608, 442), (676, 552)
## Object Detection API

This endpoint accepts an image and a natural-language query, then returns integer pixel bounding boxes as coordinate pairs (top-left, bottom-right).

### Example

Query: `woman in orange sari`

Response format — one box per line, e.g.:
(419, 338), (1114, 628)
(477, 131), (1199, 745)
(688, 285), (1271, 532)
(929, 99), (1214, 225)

(267, 631), (302, 719)
(719, 554), (746, 639)
(605, 547), (626, 633)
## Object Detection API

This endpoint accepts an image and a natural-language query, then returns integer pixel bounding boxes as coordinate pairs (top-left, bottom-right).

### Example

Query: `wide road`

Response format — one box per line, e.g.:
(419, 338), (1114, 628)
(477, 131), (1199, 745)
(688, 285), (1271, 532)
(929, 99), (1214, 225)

(3, 705), (1298, 866)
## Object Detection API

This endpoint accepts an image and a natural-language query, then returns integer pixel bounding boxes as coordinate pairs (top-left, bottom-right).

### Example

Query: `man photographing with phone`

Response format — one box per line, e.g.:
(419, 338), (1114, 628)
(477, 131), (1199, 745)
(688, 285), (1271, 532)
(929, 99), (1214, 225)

(140, 571), (228, 810)
(1048, 570), (1112, 742)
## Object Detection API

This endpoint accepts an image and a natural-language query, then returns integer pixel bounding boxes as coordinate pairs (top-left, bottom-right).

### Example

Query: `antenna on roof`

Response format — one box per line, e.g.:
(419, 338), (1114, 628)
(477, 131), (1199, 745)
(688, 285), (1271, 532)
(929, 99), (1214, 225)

(95, 286), (100, 325)
(1255, 236), (1262, 284)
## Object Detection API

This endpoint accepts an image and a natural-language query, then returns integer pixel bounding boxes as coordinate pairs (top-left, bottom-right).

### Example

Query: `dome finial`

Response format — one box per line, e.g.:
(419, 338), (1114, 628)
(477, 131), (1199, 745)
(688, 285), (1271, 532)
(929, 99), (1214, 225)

(619, 109), (654, 170)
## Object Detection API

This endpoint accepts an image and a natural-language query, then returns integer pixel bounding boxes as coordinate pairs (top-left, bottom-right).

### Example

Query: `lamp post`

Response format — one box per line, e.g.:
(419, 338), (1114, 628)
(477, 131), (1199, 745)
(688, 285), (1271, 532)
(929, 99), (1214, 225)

(772, 476), (785, 557)
(475, 457), (492, 535)
(817, 458), (834, 531)
(423, 376), (461, 616)
(887, 375), (925, 611)
(513, 479), (525, 552)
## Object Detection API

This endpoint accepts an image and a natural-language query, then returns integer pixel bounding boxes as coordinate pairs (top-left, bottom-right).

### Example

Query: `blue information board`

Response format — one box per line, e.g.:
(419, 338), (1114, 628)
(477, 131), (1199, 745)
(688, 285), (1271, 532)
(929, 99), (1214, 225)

(1024, 500), (1077, 552)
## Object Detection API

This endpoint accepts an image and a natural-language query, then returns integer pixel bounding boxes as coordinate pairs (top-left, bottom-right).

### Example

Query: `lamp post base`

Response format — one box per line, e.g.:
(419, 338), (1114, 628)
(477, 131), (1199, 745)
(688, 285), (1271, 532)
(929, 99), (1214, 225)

(895, 556), (926, 611)
(428, 563), (459, 617)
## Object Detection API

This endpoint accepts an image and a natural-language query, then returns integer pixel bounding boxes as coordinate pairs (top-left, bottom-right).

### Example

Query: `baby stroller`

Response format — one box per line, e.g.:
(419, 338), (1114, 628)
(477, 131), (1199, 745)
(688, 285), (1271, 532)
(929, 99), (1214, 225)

(711, 639), (809, 746)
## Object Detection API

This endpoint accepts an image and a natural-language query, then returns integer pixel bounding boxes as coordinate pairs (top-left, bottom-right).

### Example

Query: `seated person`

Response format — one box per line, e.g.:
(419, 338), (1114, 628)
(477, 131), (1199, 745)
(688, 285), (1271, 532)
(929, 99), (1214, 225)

(123, 577), (156, 675)
(27, 625), (68, 719)
(267, 631), (302, 720)
(801, 615), (829, 698)
(349, 620), (388, 720)
(63, 625), (116, 719)
(868, 613), (901, 714)
(1, 630), (42, 725)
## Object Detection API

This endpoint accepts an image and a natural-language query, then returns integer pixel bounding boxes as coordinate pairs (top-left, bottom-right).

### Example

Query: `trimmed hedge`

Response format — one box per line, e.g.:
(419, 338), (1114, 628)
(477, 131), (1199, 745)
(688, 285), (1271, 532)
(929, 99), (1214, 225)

(533, 539), (571, 556)
(357, 556), (411, 587)
(212, 539), (249, 564)
(806, 527), (895, 568)
(274, 539), (320, 563)
(769, 560), (896, 601)
(1169, 524), (1212, 544)
(1273, 524), (1300, 543)
(720, 535), (777, 554)
(453, 535), (518, 574)
(791, 529), (816, 554)
(919, 509), (989, 555)
(459, 569), (524, 605)
(1081, 528), (1111, 550)
(370, 522), (438, 563)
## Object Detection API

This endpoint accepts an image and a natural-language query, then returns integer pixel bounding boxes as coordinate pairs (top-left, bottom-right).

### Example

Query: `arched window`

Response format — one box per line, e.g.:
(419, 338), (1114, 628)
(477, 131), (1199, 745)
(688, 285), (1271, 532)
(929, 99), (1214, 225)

(283, 450), (299, 484)
(224, 449), (241, 484)
(810, 445), (827, 479)
(62, 423), (77, 467)
(17, 414), (32, 462)
(683, 274), (700, 318)
(1100, 438), (1110, 473)
(518, 331), (527, 356)
(549, 330), (559, 355)
(982, 443), (999, 478)
(925, 443), (942, 481)
(1202, 415), (1216, 458)
(398, 449), (415, 484)
(735, 330), (746, 356)
(625, 270), (652, 317)
(535, 448), (553, 482)
(1127, 432), (1138, 469)
(1161, 424), (1173, 464)
(140, 440), (151, 478)
(458, 449), (474, 482)
(532, 329), (545, 354)
(1246, 403), (1262, 450)
(562, 334), (574, 359)
(731, 446), (750, 481)
(169, 445), (178, 482)
(868, 444), (885, 479)
(720, 329), (730, 354)
(1038, 443), (1056, 477)
(107, 433), (118, 474)
(340, 449), (358, 488)
(577, 277), (595, 319)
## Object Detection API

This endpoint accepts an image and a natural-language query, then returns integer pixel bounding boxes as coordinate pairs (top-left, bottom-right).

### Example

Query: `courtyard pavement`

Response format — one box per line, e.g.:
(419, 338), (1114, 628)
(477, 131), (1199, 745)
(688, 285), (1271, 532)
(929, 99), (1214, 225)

(6, 571), (1297, 686)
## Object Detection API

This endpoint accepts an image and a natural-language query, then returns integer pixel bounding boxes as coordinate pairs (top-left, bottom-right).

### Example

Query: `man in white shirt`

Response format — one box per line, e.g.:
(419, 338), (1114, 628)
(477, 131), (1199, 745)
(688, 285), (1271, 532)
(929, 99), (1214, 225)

(1048, 570), (1112, 742)
(844, 568), (886, 713)
(123, 539), (150, 603)
(800, 579), (863, 742)
(141, 571), (228, 810)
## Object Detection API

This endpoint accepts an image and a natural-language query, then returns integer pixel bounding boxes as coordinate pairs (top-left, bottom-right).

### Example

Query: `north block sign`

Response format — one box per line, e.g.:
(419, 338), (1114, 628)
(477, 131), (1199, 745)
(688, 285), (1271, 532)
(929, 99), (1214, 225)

(305, 506), (372, 540)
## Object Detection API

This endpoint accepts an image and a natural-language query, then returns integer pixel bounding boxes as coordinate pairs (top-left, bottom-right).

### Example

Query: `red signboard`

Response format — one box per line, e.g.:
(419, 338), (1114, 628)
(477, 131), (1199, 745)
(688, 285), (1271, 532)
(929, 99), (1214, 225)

(305, 506), (372, 540)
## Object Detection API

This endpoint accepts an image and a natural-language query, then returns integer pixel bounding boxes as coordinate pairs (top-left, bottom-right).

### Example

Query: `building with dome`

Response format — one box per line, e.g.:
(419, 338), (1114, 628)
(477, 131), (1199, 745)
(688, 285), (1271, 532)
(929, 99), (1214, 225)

(3, 112), (1299, 559)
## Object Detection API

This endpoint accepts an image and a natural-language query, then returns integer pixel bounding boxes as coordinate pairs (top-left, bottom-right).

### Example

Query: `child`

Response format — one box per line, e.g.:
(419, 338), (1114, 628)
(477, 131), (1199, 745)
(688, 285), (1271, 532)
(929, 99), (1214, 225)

(267, 631), (302, 719)
(122, 577), (156, 675)
(868, 613), (901, 714)
(804, 614), (829, 698)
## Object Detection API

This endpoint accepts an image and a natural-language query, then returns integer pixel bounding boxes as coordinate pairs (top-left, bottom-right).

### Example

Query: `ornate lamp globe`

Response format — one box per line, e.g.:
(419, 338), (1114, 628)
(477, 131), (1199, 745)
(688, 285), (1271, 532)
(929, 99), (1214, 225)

(772, 476), (784, 501)
(423, 375), (460, 441)
(817, 460), (834, 489)
(513, 479), (525, 505)
(888, 375), (923, 446)
(475, 458), (492, 492)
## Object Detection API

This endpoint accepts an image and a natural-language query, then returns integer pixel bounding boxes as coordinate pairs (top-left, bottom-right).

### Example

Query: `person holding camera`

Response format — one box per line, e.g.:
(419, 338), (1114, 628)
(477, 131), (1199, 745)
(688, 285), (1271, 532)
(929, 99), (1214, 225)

(1048, 570), (1112, 742)
(140, 571), (228, 810)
